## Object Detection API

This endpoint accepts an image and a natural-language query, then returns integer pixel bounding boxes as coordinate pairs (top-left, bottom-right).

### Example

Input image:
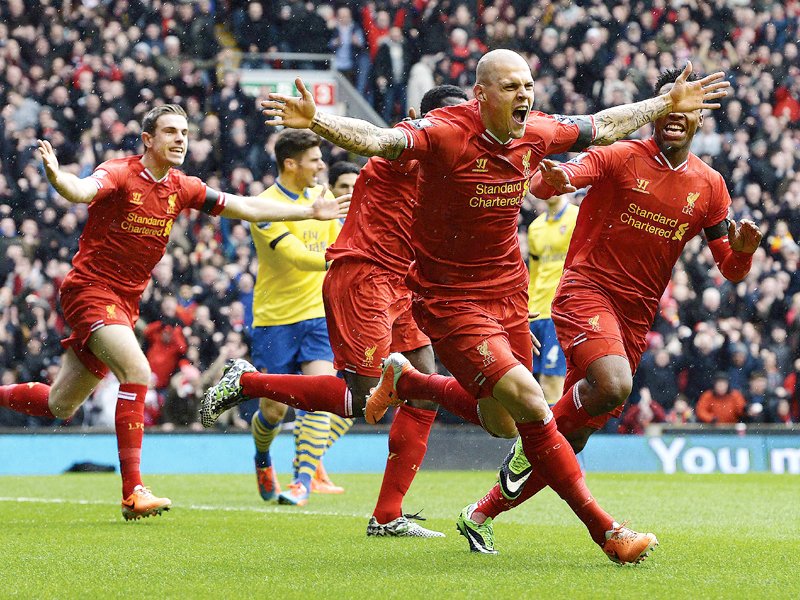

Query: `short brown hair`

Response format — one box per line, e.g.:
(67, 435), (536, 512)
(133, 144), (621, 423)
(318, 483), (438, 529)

(275, 129), (321, 173)
(142, 104), (188, 135)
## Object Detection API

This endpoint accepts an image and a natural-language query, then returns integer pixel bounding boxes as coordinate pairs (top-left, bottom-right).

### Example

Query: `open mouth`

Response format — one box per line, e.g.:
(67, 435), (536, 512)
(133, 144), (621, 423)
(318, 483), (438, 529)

(512, 106), (529, 125)
(663, 122), (686, 136)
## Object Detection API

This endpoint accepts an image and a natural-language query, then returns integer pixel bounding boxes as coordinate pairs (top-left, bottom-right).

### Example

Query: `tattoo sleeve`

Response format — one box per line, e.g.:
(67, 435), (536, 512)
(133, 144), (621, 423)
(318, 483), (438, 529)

(310, 112), (407, 159)
(592, 95), (672, 146)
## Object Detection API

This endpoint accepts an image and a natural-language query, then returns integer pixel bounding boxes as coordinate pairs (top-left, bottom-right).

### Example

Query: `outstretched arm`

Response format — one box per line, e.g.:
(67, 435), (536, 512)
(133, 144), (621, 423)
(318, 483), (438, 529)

(591, 62), (729, 145)
(218, 186), (350, 222)
(261, 78), (406, 159)
(38, 139), (99, 204)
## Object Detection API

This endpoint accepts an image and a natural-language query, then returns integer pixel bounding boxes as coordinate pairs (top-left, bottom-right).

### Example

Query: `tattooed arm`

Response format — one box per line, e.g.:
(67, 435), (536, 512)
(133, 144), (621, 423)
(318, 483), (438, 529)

(591, 62), (729, 146)
(261, 77), (405, 159)
(309, 111), (406, 159)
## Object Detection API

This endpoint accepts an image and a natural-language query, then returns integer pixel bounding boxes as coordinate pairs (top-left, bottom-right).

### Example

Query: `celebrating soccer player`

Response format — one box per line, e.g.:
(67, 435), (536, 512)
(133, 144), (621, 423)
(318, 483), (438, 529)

(205, 50), (728, 563)
(0, 104), (348, 520)
(203, 85), (468, 538)
(463, 67), (761, 544)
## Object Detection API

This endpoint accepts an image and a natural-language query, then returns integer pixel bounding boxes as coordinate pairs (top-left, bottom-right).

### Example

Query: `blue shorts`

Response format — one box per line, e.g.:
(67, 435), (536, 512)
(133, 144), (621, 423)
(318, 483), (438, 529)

(251, 317), (334, 374)
(530, 318), (566, 377)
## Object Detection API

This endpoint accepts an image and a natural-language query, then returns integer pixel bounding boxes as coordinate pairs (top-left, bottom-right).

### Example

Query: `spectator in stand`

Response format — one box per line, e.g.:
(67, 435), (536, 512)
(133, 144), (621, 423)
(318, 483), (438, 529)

(373, 26), (414, 123)
(143, 295), (188, 393)
(696, 373), (747, 425)
(666, 394), (695, 425)
(618, 388), (666, 435)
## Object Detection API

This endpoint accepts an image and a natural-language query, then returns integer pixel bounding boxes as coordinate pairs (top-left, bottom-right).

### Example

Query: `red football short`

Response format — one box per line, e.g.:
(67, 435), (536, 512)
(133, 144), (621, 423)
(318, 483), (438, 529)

(59, 282), (141, 378)
(551, 279), (648, 429)
(411, 289), (532, 398)
(323, 257), (430, 377)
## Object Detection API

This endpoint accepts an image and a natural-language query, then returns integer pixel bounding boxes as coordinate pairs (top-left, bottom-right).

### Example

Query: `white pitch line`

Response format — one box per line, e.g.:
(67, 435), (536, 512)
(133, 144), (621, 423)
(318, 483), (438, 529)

(0, 496), (370, 519)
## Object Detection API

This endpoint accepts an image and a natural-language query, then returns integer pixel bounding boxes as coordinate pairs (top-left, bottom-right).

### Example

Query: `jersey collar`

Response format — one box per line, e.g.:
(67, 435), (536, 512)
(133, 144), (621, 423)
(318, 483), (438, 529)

(275, 180), (311, 201)
(648, 138), (689, 173)
(136, 157), (171, 183)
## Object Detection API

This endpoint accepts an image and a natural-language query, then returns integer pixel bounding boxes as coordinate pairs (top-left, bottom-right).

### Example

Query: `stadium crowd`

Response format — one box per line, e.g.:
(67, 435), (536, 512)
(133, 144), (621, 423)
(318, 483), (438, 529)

(0, 0), (798, 430)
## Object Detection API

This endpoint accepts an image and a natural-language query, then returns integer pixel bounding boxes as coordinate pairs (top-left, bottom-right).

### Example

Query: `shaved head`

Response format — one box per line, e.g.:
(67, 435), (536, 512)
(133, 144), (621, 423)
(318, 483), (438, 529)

(476, 49), (530, 85)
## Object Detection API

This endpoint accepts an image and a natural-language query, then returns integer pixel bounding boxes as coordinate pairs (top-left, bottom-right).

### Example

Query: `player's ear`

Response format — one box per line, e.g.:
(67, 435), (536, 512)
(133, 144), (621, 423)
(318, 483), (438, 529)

(141, 131), (151, 149)
(474, 84), (486, 102)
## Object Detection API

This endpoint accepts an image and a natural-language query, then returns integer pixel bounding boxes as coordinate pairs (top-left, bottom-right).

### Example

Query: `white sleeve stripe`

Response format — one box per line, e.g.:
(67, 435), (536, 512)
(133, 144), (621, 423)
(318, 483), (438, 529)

(401, 128), (413, 149)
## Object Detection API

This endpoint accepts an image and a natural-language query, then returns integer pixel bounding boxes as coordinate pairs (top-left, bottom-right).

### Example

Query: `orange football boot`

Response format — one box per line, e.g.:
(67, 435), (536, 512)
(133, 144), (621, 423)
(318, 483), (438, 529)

(121, 485), (172, 521)
(602, 522), (659, 565)
(311, 462), (344, 494)
(364, 353), (413, 424)
(256, 465), (281, 501)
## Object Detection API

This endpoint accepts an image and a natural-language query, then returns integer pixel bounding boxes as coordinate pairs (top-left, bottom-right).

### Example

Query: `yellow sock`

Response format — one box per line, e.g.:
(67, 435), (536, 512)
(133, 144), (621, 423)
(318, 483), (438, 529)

(294, 411), (331, 487)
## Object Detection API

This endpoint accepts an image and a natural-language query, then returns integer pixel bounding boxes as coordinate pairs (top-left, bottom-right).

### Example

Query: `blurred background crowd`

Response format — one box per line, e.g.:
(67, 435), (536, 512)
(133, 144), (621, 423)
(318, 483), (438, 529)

(0, 0), (798, 431)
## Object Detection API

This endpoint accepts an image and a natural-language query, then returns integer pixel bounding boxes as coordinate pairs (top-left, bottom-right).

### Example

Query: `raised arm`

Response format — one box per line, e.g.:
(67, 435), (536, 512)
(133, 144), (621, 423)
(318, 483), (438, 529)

(261, 78), (406, 159)
(590, 62), (729, 146)
(217, 186), (350, 222)
(38, 139), (99, 204)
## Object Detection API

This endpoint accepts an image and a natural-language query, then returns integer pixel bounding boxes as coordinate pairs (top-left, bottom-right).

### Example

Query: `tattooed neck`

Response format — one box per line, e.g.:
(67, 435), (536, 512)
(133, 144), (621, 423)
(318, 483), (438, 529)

(310, 112), (406, 160)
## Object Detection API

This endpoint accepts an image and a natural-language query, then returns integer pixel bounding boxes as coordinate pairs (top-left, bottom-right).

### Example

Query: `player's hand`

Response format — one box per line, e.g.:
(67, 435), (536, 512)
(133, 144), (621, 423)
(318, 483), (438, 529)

(310, 185), (350, 220)
(667, 62), (730, 113)
(528, 311), (542, 356)
(37, 139), (60, 184)
(538, 159), (576, 193)
(261, 77), (317, 129)
(728, 219), (762, 254)
(407, 107), (417, 120)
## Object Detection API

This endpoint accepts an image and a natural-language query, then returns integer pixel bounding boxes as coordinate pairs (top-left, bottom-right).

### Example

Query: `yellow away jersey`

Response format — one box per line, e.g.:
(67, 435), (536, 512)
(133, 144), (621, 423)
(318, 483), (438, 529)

(251, 182), (341, 326)
(527, 202), (578, 319)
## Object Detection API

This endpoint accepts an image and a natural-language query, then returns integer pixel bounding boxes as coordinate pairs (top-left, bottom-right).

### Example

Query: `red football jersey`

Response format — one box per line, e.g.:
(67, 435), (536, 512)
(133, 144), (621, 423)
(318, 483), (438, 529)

(531, 138), (730, 330)
(397, 100), (582, 299)
(325, 156), (417, 276)
(64, 155), (225, 296)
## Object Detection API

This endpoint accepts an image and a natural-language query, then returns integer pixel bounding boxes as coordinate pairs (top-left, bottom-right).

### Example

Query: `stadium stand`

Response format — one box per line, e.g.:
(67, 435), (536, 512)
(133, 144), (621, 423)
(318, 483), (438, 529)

(0, 0), (798, 429)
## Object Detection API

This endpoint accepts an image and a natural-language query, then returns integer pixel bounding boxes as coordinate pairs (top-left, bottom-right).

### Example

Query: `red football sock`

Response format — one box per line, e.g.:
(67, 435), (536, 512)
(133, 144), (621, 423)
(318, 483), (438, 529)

(372, 404), (437, 523)
(396, 372), (481, 426)
(115, 383), (147, 498)
(476, 476), (548, 520)
(0, 383), (53, 418)
(240, 373), (352, 417)
(551, 383), (593, 434)
(517, 419), (613, 545)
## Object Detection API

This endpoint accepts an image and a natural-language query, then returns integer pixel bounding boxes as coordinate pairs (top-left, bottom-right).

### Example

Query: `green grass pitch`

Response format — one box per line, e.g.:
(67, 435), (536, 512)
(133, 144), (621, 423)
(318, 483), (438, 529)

(1, 472), (797, 599)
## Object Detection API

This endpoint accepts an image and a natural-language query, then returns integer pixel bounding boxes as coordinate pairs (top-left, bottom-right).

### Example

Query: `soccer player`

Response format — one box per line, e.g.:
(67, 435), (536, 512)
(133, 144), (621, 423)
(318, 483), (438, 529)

(248, 129), (353, 507)
(463, 67), (761, 546)
(208, 51), (727, 563)
(327, 161), (361, 197)
(527, 194), (578, 404)
(204, 85), (469, 537)
(0, 104), (348, 520)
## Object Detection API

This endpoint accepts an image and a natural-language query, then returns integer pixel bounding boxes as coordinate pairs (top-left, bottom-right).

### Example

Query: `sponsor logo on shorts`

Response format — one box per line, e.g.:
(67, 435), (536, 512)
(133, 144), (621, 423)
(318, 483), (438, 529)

(683, 192), (700, 215)
(362, 344), (377, 367)
(477, 340), (495, 367)
(106, 304), (117, 320)
(588, 315), (601, 332)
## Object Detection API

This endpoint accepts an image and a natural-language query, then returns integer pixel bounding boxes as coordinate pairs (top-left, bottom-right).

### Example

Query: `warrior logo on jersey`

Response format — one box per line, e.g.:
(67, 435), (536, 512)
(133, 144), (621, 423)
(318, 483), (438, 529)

(106, 304), (117, 319)
(588, 315), (601, 332)
(683, 192), (700, 215)
(167, 193), (178, 215)
(362, 344), (377, 367)
(522, 150), (532, 177)
(633, 179), (650, 194)
(473, 158), (489, 173)
(476, 340), (495, 367)
(130, 192), (143, 205)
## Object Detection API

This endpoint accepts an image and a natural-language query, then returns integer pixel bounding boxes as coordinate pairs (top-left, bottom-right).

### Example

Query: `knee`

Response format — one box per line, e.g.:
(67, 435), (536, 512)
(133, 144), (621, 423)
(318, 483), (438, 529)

(259, 399), (288, 424)
(592, 371), (632, 412)
(347, 380), (374, 416)
(49, 399), (81, 420)
(116, 360), (151, 386)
